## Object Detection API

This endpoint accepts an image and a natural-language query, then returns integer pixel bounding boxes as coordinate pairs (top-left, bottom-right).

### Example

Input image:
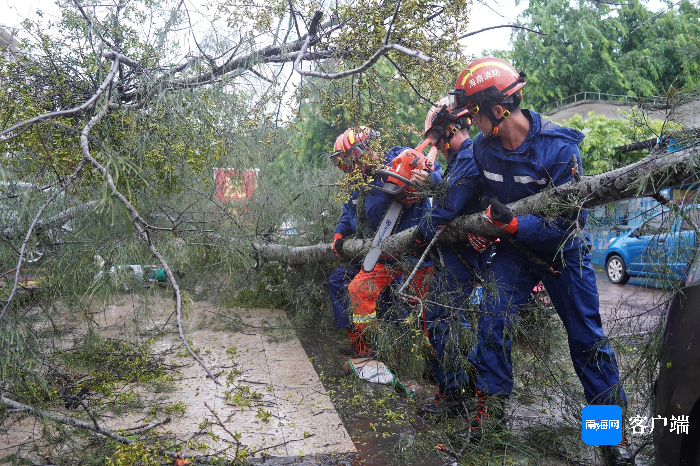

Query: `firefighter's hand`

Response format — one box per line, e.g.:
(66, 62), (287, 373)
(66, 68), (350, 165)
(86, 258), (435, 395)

(410, 229), (429, 257)
(410, 169), (430, 185)
(485, 198), (518, 234)
(467, 232), (496, 253)
(331, 233), (344, 258)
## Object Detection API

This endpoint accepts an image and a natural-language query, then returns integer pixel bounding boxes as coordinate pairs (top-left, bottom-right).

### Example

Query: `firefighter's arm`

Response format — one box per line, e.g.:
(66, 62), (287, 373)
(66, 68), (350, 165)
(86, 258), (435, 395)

(506, 145), (584, 242)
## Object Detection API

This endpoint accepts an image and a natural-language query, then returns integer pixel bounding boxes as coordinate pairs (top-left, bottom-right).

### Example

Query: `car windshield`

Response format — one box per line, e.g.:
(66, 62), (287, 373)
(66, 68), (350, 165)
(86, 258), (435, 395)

(638, 210), (674, 236)
(686, 252), (700, 285)
(681, 206), (700, 231)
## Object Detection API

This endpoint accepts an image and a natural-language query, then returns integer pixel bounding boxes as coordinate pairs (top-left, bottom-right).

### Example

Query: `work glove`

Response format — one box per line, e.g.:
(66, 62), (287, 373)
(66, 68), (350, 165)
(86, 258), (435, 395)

(332, 233), (344, 258)
(410, 229), (430, 257)
(467, 232), (496, 253)
(485, 198), (518, 234)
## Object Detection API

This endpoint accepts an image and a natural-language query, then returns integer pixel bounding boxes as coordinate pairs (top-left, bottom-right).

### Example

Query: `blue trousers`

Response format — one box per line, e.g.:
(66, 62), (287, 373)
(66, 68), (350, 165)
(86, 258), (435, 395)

(470, 249), (627, 405)
(328, 262), (396, 328)
(425, 246), (483, 396)
(328, 263), (361, 329)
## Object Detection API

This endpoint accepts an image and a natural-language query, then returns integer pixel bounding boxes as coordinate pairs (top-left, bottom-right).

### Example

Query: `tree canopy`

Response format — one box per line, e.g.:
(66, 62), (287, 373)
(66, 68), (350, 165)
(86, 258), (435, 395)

(503, 0), (700, 111)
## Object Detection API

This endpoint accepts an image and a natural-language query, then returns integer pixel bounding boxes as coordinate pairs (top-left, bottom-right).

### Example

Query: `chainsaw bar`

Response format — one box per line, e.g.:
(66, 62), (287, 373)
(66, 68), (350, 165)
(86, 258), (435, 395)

(363, 199), (403, 272)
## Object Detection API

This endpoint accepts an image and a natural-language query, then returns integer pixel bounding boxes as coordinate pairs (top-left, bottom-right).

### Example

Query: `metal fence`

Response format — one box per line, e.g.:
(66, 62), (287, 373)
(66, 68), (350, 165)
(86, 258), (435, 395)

(545, 92), (667, 113)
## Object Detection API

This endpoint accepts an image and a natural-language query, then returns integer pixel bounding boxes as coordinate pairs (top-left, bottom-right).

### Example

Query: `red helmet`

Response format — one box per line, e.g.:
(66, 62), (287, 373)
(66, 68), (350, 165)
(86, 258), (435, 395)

(448, 57), (525, 112)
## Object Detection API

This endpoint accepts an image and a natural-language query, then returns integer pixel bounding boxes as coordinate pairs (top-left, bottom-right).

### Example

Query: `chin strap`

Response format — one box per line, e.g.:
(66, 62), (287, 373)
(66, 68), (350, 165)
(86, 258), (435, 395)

(481, 106), (511, 136)
(477, 90), (521, 137)
(444, 116), (471, 148)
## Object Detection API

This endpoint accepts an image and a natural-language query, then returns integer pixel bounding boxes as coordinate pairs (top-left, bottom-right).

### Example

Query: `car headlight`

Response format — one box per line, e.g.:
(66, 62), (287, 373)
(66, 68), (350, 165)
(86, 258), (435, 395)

(608, 237), (617, 244)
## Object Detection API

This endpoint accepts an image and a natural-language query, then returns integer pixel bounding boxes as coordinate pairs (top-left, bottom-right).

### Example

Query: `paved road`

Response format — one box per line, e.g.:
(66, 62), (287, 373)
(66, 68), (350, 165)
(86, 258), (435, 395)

(595, 271), (669, 337)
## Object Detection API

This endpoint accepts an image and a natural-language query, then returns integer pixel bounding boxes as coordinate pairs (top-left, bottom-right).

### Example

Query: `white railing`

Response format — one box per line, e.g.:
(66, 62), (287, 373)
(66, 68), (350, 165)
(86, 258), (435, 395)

(546, 92), (666, 112)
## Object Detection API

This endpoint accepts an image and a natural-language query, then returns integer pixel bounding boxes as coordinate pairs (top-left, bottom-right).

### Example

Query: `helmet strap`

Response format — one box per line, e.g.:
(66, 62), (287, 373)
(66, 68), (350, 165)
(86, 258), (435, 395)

(482, 105), (511, 136)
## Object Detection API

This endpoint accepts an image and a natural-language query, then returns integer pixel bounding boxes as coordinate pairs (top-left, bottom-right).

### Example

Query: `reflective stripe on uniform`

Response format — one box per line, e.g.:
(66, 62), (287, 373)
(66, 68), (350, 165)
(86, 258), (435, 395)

(352, 312), (377, 323)
(513, 175), (547, 185)
(483, 171), (504, 182)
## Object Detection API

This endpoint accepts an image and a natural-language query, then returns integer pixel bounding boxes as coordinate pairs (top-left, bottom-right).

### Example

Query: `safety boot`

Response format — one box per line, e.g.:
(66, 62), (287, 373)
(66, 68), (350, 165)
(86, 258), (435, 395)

(469, 390), (507, 443)
(600, 431), (634, 465)
(418, 392), (475, 418)
(338, 327), (374, 358)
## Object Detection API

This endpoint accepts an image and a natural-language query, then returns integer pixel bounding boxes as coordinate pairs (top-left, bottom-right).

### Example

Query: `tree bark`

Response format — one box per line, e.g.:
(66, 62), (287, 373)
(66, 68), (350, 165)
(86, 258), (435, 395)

(255, 144), (700, 265)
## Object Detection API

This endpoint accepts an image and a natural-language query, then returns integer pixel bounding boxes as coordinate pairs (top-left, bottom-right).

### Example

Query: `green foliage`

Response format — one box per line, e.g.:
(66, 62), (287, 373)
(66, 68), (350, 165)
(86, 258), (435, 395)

(562, 109), (681, 174)
(285, 59), (434, 172)
(105, 441), (164, 466)
(60, 333), (173, 396)
(503, 0), (700, 110)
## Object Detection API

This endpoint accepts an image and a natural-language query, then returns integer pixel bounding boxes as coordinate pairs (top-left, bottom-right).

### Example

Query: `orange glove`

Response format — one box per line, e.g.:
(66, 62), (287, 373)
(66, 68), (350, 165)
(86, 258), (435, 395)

(484, 198), (518, 234)
(331, 233), (344, 258)
(467, 232), (496, 252)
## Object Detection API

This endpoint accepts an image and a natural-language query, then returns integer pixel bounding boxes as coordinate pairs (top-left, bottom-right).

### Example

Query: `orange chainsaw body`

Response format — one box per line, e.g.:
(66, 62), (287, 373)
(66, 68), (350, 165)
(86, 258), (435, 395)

(386, 148), (433, 205)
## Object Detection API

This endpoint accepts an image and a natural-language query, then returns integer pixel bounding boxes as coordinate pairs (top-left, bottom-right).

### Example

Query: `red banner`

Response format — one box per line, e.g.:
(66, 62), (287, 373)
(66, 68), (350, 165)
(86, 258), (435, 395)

(214, 169), (258, 203)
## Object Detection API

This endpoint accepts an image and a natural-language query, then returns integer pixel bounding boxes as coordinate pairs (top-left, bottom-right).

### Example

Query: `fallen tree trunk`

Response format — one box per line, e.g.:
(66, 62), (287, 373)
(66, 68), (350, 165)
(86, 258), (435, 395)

(256, 143), (700, 265)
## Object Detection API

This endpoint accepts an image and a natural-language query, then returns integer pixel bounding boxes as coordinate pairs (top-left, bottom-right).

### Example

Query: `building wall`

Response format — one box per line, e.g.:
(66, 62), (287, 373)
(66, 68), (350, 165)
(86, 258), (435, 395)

(0, 26), (20, 62)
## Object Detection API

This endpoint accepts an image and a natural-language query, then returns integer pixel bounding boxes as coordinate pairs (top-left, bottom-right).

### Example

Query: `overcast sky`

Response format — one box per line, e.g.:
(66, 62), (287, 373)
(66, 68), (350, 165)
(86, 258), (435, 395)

(1, 0), (530, 53)
(1, 0), (670, 54)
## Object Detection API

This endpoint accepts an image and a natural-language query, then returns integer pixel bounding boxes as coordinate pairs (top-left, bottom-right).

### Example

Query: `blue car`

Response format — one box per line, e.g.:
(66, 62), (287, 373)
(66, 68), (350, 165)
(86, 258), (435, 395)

(605, 206), (699, 284)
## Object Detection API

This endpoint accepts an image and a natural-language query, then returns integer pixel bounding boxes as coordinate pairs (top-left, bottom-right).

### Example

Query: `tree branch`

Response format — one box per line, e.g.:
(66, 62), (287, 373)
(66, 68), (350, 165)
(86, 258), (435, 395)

(78, 98), (221, 385)
(0, 57), (121, 141)
(385, 56), (434, 106)
(0, 396), (216, 465)
(294, 22), (431, 80)
(0, 160), (87, 322)
(458, 24), (547, 40)
(256, 142), (700, 265)
(384, 0), (402, 45)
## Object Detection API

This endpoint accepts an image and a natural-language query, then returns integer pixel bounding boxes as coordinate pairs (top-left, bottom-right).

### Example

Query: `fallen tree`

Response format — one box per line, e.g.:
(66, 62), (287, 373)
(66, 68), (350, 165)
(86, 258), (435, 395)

(255, 139), (700, 265)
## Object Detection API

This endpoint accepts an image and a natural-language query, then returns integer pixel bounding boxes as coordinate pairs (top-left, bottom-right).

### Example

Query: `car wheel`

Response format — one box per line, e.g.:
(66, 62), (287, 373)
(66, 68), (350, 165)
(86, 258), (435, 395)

(606, 254), (630, 285)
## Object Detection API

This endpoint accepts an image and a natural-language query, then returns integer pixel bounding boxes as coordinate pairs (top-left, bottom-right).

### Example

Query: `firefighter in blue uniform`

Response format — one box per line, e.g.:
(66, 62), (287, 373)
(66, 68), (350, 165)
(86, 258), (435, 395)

(349, 144), (443, 345)
(448, 58), (630, 463)
(328, 132), (361, 334)
(412, 98), (496, 416)
(328, 128), (394, 357)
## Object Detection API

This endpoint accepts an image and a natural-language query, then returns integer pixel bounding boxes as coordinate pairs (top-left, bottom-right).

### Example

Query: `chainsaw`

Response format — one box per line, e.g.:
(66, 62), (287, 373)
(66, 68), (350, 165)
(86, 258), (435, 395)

(362, 142), (438, 272)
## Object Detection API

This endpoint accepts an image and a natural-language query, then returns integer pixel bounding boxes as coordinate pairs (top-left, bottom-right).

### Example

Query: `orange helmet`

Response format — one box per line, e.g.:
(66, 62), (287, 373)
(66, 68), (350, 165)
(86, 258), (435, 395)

(342, 126), (380, 153)
(332, 134), (345, 156)
(330, 134), (348, 170)
(424, 97), (450, 138)
(340, 126), (380, 163)
(423, 97), (470, 149)
(448, 57), (525, 112)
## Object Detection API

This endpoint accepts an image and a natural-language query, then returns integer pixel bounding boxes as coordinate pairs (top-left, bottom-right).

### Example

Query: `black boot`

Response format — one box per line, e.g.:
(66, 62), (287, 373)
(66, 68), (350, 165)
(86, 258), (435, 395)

(418, 392), (475, 418)
(469, 391), (507, 443)
(600, 433), (633, 465)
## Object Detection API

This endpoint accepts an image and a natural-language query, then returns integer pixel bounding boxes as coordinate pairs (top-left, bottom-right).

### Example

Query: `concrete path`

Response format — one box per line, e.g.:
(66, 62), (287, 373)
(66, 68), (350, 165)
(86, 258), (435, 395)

(0, 297), (356, 464)
(596, 271), (669, 337)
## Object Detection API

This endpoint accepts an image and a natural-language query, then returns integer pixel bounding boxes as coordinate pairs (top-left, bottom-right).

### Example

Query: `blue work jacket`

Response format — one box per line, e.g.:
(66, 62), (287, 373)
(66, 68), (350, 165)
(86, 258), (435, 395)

(472, 109), (587, 256)
(334, 188), (358, 237)
(366, 147), (443, 236)
(418, 138), (484, 261)
(419, 138), (483, 240)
